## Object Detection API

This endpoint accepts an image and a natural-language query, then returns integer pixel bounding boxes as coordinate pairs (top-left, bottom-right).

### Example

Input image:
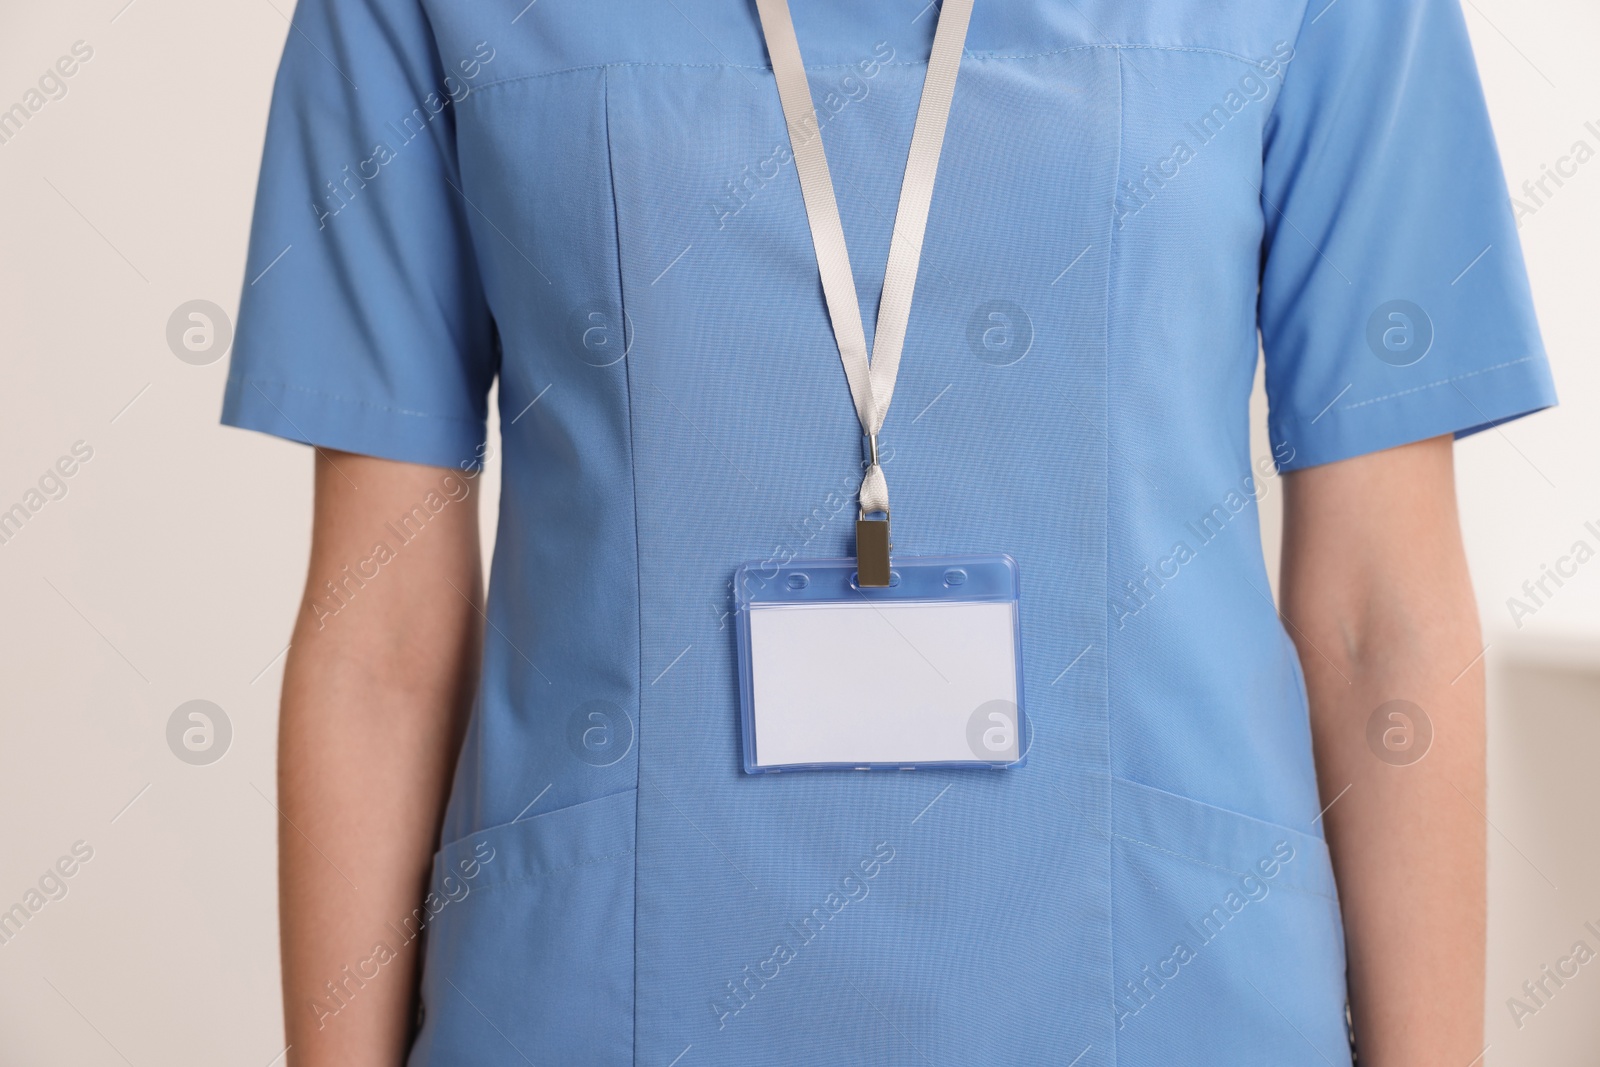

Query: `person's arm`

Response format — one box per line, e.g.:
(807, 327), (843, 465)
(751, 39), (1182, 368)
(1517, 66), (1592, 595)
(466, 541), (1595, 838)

(277, 450), (483, 1066)
(1280, 435), (1486, 1066)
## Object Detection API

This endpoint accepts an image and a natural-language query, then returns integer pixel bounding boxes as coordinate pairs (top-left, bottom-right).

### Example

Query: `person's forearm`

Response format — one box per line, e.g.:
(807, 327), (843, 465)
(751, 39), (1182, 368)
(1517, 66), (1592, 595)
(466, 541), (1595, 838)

(279, 453), (482, 1067)
(1294, 585), (1486, 1065)
(1282, 438), (1486, 1066)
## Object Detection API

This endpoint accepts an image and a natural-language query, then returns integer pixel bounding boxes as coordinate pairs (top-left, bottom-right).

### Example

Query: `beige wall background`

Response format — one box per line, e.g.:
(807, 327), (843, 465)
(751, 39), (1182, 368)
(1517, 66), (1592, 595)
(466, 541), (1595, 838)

(0, 0), (1594, 1062)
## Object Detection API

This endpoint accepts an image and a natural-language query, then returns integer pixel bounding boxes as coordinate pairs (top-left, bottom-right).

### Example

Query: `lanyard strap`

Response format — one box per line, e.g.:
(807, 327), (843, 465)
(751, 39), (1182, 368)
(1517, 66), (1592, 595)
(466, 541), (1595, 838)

(754, 0), (974, 518)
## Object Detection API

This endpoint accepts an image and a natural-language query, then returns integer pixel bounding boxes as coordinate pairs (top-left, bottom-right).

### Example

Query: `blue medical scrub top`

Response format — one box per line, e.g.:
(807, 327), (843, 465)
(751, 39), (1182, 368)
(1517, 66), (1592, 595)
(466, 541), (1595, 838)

(224, 0), (1556, 1062)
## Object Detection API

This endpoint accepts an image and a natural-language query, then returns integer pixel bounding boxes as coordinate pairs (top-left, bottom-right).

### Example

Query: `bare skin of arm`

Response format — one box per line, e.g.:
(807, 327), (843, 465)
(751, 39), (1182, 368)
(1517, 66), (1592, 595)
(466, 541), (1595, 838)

(1281, 435), (1486, 1066)
(277, 451), (483, 1066)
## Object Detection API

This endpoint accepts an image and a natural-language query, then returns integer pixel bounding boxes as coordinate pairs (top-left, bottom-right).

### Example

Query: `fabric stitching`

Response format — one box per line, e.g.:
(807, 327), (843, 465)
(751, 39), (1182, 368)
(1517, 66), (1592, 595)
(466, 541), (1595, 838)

(601, 64), (647, 1067)
(230, 375), (484, 427)
(1110, 832), (1255, 878)
(445, 847), (638, 900)
(1113, 776), (1322, 842)
(1109, 833), (1338, 903)
(1335, 357), (1537, 412)
(1260, 0), (1318, 134)
(1106, 46), (1125, 1067)
(463, 43), (1276, 100)
(974, 42), (1274, 67)
(433, 788), (637, 853)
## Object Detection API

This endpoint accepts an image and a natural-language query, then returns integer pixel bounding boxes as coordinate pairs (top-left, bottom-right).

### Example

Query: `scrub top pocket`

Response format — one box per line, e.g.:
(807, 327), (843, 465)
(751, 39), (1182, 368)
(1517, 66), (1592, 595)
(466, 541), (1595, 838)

(1110, 777), (1349, 1066)
(408, 790), (637, 1067)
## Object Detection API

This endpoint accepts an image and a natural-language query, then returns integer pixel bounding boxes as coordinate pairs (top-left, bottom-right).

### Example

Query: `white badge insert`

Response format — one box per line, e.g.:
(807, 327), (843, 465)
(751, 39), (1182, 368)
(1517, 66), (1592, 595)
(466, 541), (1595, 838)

(735, 556), (1025, 772)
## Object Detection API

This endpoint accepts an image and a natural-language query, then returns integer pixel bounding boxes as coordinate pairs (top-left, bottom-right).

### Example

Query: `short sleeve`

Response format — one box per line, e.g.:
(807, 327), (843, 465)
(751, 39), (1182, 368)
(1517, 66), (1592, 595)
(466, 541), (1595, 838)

(1258, 0), (1556, 472)
(221, 0), (497, 470)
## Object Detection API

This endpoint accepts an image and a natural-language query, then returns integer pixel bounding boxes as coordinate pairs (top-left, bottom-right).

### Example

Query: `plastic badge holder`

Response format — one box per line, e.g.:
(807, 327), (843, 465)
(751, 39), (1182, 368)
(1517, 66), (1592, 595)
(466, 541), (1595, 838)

(734, 554), (1026, 773)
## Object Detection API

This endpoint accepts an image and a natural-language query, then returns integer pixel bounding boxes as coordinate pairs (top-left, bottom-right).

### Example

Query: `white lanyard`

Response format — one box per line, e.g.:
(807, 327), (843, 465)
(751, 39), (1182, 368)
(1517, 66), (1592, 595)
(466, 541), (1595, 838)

(754, 0), (974, 577)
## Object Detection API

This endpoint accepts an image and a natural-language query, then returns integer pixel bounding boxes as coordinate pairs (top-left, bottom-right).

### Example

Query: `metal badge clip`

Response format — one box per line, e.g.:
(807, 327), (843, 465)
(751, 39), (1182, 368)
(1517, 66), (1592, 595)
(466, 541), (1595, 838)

(856, 432), (892, 587)
(856, 508), (891, 588)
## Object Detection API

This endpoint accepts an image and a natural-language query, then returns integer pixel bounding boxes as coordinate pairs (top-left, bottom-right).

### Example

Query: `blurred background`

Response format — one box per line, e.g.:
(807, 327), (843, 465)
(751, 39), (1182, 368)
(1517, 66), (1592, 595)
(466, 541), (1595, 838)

(0, 0), (1595, 1063)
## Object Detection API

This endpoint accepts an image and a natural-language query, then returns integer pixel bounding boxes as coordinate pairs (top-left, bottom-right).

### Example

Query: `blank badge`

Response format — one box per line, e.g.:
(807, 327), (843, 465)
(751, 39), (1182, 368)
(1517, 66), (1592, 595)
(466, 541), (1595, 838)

(734, 555), (1025, 772)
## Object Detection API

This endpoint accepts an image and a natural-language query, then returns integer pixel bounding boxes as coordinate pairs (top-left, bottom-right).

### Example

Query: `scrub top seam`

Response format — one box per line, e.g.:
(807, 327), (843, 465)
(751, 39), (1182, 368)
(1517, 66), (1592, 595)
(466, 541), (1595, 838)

(461, 43), (1275, 99)
(1334, 355), (1539, 412)
(1105, 44), (1126, 1067)
(1261, 0), (1320, 137)
(432, 785), (640, 853)
(600, 63), (645, 1067)
(444, 848), (639, 899)
(1105, 833), (1338, 904)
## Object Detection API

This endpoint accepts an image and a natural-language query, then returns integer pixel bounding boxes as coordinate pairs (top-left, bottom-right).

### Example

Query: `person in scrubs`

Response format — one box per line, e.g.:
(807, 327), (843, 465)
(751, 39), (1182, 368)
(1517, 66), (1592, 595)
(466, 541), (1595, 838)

(224, 0), (1556, 1063)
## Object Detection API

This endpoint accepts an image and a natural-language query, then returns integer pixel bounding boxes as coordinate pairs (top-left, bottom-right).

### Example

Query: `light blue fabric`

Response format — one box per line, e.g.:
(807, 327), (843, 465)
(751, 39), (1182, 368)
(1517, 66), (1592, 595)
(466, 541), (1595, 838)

(223, 0), (1555, 1062)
